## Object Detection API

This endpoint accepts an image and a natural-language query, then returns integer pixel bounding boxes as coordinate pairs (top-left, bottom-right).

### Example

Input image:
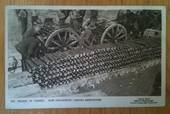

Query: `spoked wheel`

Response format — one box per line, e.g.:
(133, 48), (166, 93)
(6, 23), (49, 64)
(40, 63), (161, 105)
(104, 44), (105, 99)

(45, 28), (80, 52)
(100, 23), (127, 44)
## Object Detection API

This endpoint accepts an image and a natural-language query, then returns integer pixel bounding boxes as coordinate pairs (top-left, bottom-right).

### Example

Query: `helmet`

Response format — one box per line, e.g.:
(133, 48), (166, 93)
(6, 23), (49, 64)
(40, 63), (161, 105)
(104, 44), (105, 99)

(70, 10), (82, 19)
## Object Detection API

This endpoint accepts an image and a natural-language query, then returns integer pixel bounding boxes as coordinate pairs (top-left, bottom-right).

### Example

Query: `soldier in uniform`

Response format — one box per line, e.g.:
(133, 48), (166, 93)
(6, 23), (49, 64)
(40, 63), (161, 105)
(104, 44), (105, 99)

(16, 17), (43, 71)
(69, 10), (85, 34)
(16, 9), (28, 35)
(80, 10), (98, 48)
(57, 10), (68, 28)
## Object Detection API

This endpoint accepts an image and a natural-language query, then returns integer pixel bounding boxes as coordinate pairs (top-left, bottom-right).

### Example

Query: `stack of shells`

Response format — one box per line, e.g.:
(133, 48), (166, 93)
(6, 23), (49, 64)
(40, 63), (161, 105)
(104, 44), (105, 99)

(25, 39), (161, 89)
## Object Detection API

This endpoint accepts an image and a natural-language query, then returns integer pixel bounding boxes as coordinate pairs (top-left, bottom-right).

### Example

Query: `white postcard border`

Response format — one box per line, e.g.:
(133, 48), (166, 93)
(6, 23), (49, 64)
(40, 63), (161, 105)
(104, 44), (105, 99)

(5, 5), (166, 109)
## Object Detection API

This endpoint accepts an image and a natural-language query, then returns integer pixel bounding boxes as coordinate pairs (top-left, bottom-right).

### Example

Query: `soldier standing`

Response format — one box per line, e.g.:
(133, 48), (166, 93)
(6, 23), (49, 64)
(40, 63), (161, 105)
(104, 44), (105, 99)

(69, 10), (84, 34)
(16, 9), (28, 35)
(57, 10), (68, 27)
(16, 17), (43, 71)
(80, 10), (98, 48)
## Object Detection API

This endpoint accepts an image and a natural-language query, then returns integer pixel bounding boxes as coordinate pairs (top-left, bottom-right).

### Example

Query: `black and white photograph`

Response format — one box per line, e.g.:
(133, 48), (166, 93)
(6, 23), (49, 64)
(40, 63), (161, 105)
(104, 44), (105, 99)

(5, 6), (166, 109)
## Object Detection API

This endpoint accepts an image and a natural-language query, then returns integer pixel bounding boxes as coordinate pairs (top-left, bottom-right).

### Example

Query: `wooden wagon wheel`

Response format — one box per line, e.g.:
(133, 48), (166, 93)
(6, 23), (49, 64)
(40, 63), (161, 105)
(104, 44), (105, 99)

(45, 27), (80, 52)
(100, 23), (127, 44)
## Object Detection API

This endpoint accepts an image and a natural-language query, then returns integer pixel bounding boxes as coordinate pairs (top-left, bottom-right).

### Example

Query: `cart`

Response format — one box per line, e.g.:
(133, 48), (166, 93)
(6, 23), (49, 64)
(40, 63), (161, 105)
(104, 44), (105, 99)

(40, 17), (128, 52)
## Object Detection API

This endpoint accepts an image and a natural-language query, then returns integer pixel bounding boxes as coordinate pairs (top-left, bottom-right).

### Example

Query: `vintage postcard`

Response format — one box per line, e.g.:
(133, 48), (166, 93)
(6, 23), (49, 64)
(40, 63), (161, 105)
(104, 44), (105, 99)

(5, 6), (166, 109)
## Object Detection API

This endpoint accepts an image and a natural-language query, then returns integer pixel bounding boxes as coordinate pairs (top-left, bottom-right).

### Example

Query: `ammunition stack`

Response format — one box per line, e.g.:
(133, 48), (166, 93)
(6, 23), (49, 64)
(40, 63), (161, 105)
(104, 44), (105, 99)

(25, 39), (161, 89)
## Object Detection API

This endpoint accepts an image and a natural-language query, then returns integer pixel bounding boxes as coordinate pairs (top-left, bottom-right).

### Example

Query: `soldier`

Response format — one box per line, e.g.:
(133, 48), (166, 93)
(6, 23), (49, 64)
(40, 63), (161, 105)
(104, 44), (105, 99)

(16, 9), (28, 35)
(80, 10), (98, 48)
(16, 17), (43, 71)
(69, 10), (84, 34)
(57, 10), (68, 27)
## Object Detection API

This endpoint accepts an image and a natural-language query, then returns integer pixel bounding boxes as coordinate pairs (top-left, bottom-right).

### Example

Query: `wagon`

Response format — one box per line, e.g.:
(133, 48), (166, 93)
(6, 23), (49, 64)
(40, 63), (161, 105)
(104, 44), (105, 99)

(39, 16), (128, 53)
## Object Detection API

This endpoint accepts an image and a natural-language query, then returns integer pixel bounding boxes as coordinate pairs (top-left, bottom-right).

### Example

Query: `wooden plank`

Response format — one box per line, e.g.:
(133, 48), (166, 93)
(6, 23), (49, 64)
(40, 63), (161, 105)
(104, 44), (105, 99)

(1, 0), (170, 114)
